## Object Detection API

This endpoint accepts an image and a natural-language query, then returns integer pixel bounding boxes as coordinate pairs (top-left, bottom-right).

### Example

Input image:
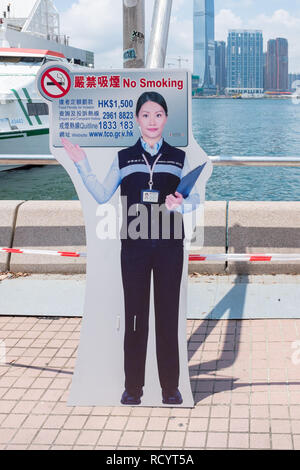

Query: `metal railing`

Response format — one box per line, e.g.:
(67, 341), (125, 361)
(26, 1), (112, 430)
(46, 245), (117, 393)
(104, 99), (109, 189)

(2, 155), (300, 167)
(209, 156), (300, 167)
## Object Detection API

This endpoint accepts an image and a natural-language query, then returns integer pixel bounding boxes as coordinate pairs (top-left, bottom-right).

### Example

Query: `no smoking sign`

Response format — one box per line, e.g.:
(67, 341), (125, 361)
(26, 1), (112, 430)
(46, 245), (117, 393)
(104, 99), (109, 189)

(40, 67), (71, 99)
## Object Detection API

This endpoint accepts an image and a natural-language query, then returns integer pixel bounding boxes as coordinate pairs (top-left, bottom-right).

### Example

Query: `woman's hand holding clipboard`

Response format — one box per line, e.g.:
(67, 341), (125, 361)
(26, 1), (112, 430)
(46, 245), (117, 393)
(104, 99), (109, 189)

(176, 162), (207, 199)
(165, 162), (207, 210)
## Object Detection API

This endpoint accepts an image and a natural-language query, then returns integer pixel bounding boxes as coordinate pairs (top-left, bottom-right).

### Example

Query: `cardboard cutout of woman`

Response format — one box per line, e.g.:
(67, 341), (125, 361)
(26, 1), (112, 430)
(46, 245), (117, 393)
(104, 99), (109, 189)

(37, 64), (212, 407)
(62, 91), (202, 406)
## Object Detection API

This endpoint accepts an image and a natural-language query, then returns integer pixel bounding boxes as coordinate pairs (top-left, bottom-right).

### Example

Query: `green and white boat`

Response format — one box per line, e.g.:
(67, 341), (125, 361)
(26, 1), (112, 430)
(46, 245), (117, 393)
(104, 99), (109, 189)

(0, 0), (94, 170)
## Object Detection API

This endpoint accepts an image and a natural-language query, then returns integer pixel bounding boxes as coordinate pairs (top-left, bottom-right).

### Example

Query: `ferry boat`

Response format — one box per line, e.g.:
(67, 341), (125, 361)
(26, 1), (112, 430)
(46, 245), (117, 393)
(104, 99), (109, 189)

(0, 0), (94, 168)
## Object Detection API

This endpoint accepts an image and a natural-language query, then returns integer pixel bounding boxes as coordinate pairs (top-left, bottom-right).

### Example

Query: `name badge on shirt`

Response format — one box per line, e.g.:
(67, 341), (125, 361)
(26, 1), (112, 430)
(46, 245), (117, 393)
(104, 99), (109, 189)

(141, 189), (160, 204)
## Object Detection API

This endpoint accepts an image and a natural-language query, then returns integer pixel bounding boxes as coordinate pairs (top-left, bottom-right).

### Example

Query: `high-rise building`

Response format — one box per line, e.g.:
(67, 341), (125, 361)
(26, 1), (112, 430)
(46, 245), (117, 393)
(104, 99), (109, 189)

(215, 40), (226, 94)
(266, 40), (277, 91)
(226, 30), (264, 95)
(265, 38), (288, 92)
(193, 0), (216, 95)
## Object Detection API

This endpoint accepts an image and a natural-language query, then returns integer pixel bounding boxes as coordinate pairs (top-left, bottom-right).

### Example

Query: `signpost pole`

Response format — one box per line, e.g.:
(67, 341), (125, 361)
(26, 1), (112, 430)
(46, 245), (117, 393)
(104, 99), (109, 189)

(123, 0), (145, 68)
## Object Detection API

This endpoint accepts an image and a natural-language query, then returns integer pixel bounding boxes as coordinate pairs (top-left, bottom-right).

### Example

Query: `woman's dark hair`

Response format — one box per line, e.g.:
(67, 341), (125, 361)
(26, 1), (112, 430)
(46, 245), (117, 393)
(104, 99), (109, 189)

(136, 91), (168, 117)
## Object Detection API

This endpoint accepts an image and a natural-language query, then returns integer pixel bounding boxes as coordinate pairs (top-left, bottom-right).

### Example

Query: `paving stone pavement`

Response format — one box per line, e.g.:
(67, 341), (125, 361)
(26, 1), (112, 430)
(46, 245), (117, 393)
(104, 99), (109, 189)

(0, 316), (300, 450)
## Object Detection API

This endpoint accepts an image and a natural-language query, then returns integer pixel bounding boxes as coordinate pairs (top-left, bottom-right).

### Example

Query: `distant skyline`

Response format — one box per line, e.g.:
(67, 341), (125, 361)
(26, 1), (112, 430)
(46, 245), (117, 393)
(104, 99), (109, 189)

(6, 0), (300, 72)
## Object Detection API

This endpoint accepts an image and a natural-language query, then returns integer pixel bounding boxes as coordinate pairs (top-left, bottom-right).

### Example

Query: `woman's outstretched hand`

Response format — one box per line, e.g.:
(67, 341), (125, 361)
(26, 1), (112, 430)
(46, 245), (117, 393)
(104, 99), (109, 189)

(61, 137), (87, 163)
(165, 192), (183, 211)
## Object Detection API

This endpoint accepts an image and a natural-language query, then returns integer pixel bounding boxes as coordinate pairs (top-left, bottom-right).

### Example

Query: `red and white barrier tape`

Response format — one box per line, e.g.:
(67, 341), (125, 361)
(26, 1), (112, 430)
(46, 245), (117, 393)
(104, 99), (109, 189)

(2, 247), (300, 262)
(0, 247), (86, 258)
(189, 254), (300, 262)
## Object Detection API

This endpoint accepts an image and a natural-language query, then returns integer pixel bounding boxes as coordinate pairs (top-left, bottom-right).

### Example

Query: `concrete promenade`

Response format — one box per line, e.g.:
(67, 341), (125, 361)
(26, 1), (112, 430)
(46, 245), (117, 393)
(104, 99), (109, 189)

(0, 316), (300, 450)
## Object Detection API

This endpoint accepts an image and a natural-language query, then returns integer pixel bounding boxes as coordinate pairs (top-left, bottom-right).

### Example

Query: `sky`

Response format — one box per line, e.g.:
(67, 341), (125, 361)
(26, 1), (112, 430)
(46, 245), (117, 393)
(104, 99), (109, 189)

(3, 0), (300, 72)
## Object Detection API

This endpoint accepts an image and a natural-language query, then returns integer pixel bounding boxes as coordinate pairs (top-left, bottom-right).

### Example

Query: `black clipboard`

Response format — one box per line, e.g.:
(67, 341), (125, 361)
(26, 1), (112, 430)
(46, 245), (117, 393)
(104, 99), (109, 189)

(176, 162), (207, 198)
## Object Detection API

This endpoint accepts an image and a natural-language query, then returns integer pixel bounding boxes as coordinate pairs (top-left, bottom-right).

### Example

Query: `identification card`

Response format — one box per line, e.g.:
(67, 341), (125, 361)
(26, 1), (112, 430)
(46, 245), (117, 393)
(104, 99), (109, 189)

(141, 189), (160, 204)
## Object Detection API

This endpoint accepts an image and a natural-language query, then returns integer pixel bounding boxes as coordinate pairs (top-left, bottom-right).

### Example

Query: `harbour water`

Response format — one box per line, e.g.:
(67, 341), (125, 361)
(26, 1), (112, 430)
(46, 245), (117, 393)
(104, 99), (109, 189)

(1, 98), (300, 201)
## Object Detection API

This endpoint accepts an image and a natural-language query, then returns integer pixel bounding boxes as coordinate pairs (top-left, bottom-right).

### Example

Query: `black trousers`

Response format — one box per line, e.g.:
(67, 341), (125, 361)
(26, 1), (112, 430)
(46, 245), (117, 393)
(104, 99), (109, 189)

(121, 241), (184, 394)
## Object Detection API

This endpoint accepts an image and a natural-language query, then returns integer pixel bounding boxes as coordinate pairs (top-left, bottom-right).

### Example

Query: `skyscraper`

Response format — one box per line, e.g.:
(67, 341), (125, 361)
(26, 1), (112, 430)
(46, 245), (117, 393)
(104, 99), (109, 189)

(226, 30), (264, 96)
(215, 40), (226, 94)
(266, 38), (288, 92)
(193, 0), (216, 95)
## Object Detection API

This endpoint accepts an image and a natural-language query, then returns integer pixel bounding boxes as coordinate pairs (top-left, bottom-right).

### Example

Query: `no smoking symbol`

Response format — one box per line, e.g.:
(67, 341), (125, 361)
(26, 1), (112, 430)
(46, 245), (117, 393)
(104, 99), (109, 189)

(41, 67), (71, 99)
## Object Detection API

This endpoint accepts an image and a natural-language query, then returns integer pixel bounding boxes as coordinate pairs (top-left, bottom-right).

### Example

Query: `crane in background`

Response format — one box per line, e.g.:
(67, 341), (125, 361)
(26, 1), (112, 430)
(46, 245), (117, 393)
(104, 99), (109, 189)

(169, 56), (189, 68)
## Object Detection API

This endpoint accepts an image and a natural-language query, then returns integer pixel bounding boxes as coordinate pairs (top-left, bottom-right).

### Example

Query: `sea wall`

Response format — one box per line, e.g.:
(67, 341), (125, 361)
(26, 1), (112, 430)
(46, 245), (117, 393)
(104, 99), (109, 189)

(1, 200), (300, 274)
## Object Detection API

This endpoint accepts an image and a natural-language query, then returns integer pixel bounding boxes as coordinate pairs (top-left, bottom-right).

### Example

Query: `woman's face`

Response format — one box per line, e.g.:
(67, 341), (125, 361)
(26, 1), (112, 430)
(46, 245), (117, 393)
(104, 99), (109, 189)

(136, 100), (168, 142)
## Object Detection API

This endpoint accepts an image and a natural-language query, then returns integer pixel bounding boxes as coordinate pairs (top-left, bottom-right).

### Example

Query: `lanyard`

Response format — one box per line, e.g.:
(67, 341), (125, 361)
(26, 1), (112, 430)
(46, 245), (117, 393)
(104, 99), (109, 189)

(142, 153), (162, 190)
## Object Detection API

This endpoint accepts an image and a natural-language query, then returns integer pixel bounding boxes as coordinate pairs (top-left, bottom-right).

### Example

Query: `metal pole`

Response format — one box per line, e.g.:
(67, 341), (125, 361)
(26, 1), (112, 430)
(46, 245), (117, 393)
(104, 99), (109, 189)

(146, 0), (173, 68)
(123, 0), (145, 68)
